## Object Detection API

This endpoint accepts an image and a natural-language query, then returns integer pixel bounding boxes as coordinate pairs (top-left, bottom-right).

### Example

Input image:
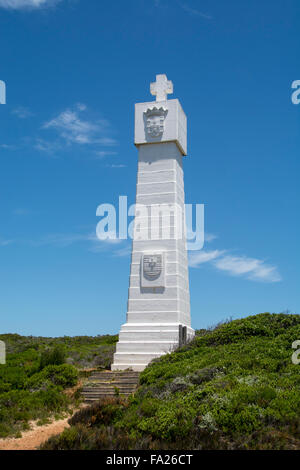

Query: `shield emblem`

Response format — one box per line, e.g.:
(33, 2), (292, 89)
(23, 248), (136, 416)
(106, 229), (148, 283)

(144, 106), (168, 139)
(143, 254), (162, 281)
(146, 115), (165, 137)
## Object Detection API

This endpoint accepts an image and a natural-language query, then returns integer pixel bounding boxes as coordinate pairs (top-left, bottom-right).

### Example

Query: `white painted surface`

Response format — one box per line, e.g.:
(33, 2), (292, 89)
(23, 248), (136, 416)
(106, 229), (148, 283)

(135, 100), (187, 156)
(112, 77), (193, 372)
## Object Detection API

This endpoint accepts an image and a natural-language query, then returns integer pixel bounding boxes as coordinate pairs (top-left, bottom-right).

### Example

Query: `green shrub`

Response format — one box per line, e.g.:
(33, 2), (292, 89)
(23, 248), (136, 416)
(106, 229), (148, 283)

(69, 398), (127, 427)
(25, 364), (78, 391)
(0, 332), (118, 438)
(41, 313), (300, 450)
(39, 345), (66, 369)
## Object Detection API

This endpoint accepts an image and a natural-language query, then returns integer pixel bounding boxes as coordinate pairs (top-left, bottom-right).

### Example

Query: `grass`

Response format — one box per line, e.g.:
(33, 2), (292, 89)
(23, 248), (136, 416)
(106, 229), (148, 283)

(0, 333), (118, 438)
(40, 313), (300, 450)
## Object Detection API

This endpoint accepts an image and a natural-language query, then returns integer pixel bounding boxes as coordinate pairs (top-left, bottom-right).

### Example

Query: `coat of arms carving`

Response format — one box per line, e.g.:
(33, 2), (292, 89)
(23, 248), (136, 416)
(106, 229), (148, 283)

(143, 254), (162, 281)
(141, 252), (165, 288)
(144, 106), (168, 138)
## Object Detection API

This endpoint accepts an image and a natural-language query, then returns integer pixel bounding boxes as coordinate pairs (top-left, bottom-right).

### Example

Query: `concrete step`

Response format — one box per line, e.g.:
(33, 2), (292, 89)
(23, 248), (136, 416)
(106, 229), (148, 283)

(84, 396), (131, 401)
(115, 341), (177, 353)
(89, 374), (140, 379)
(83, 392), (134, 397)
(84, 397), (131, 403)
(85, 382), (138, 387)
(83, 384), (138, 389)
(83, 387), (137, 393)
(83, 386), (135, 390)
(81, 370), (140, 403)
(112, 352), (164, 365)
(88, 378), (139, 383)
(119, 331), (180, 341)
(111, 364), (150, 372)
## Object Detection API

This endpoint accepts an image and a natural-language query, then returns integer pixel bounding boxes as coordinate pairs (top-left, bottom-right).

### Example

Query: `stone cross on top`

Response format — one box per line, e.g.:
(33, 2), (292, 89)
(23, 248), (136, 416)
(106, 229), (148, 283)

(150, 74), (173, 102)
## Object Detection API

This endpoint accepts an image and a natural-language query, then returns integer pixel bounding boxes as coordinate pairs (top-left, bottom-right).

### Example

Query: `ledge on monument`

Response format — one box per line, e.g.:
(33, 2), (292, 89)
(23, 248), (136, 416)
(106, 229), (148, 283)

(115, 340), (178, 353)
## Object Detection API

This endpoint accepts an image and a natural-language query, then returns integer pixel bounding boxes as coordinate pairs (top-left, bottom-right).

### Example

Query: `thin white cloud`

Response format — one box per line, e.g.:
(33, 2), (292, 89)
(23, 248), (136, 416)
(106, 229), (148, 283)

(34, 138), (61, 155)
(93, 231), (123, 245)
(214, 255), (282, 283)
(0, 237), (13, 246)
(106, 164), (126, 168)
(42, 104), (117, 148)
(0, 144), (16, 150)
(190, 246), (281, 283)
(189, 249), (224, 268)
(11, 106), (33, 119)
(27, 232), (120, 249)
(89, 238), (123, 254)
(112, 243), (131, 258)
(13, 208), (31, 216)
(205, 232), (218, 243)
(0, 230), (126, 253)
(30, 233), (90, 248)
(178, 2), (212, 19)
(95, 151), (118, 159)
(0, 0), (61, 9)
(76, 103), (87, 112)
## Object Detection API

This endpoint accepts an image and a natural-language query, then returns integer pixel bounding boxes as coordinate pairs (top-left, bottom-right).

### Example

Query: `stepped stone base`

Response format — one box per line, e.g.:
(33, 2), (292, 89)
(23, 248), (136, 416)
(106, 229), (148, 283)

(82, 371), (140, 403)
(112, 323), (194, 371)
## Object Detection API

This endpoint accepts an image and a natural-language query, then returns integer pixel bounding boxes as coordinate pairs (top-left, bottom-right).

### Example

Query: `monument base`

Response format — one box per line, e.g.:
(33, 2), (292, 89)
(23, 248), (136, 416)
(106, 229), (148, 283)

(111, 323), (195, 371)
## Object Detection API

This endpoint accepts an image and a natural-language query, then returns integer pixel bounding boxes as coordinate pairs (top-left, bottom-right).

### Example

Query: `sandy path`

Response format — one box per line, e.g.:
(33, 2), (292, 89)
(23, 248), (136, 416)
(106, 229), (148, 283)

(0, 377), (90, 450)
(0, 417), (70, 451)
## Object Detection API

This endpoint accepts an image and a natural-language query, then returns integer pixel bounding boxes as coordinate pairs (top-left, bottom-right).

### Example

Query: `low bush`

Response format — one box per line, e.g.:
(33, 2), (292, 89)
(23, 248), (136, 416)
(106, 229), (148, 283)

(39, 345), (66, 369)
(41, 313), (300, 450)
(0, 333), (119, 438)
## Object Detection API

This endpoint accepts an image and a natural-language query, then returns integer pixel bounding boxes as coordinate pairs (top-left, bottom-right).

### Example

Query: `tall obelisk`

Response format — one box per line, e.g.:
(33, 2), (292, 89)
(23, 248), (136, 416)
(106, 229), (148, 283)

(112, 74), (194, 371)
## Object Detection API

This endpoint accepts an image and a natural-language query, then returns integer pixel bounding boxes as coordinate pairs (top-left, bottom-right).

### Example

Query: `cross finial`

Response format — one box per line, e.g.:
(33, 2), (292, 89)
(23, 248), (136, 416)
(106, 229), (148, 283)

(150, 74), (173, 102)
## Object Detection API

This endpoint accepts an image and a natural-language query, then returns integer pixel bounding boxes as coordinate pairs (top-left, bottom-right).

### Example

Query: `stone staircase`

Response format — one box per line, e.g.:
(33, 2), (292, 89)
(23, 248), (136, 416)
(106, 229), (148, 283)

(82, 370), (140, 403)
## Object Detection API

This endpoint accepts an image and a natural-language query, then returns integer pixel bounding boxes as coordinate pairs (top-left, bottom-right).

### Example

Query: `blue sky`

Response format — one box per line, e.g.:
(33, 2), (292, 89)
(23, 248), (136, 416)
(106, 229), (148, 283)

(0, 0), (299, 336)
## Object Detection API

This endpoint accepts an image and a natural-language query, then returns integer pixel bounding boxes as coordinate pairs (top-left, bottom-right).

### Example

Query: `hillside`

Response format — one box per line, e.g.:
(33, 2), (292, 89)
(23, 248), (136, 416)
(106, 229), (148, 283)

(0, 333), (117, 438)
(40, 313), (300, 450)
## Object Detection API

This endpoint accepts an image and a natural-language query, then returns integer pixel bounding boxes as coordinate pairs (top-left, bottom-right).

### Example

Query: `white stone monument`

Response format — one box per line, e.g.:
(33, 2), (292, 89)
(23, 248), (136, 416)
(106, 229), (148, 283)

(112, 74), (194, 372)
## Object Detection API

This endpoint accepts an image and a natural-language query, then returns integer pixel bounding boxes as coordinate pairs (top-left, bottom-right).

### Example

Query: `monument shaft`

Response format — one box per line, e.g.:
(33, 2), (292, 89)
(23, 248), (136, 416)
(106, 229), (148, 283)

(112, 75), (194, 371)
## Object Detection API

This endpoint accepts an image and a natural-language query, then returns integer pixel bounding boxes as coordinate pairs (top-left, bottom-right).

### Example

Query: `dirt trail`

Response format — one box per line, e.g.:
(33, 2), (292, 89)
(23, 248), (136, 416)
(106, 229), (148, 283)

(0, 417), (70, 450)
(0, 377), (90, 450)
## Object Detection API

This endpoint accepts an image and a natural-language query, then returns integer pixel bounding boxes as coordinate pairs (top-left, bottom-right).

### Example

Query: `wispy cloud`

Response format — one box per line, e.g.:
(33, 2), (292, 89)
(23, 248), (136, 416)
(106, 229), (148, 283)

(28, 231), (124, 254)
(0, 229), (127, 254)
(214, 255), (282, 283)
(113, 243), (131, 257)
(189, 249), (224, 268)
(34, 138), (61, 155)
(106, 164), (126, 169)
(41, 104), (117, 151)
(178, 2), (212, 20)
(13, 208), (31, 216)
(0, 237), (13, 246)
(92, 232), (123, 247)
(0, 0), (62, 9)
(11, 106), (33, 119)
(189, 248), (281, 283)
(205, 232), (218, 243)
(30, 233), (91, 248)
(95, 151), (118, 159)
(0, 144), (17, 150)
